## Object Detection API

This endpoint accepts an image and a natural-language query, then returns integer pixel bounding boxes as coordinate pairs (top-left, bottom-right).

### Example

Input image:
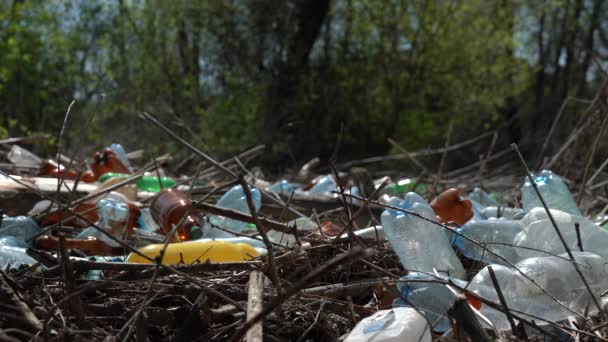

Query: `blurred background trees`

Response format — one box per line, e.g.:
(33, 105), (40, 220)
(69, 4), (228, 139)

(0, 0), (606, 173)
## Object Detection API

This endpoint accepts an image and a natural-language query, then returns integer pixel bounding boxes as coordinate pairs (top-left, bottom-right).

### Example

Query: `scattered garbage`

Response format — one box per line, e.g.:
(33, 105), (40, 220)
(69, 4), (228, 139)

(3, 141), (608, 341)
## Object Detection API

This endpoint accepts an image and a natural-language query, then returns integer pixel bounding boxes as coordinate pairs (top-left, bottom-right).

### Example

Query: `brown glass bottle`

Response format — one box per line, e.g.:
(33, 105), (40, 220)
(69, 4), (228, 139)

(149, 189), (204, 241)
(34, 235), (127, 256)
(430, 188), (473, 225)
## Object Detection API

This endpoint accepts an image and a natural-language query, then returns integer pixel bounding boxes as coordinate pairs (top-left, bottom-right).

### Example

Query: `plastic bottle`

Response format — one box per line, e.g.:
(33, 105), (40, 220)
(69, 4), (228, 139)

(468, 252), (608, 331)
(89, 148), (132, 181)
(0, 236), (28, 248)
(0, 242), (36, 270)
(150, 189), (205, 241)
(203, 185), (261, 238)
(393, 272), (469, 332)
(7, 145), (41, 166)
(306, 175), (337, 195)
(480, 206), (524, 220)
(34, 235), (127, 256)
(452, 218), (524, 265)
(0, 216), (41, 245)
(468, 187), (499, 207)
(126, 240), (259, 265)
(39, 159), (79, 180)
(109, 144), (133, 172)
(344, 307), (432, 342)
(267, 216), (318, 245)
(76, 197), (132, 247)
(266, 180), (296, 195)
(197, 237), (268, 249)
(98, 172), (177, 193)
(513, 208), (608, 261)
(430, 188), (474, 225)
(521, 170), (582, 216)
(381, 194), (466, 279)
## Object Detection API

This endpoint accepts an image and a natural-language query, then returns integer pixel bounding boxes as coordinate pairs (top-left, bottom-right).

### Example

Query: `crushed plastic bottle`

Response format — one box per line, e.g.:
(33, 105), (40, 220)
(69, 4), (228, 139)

(344, 307), (432, 342)
(7, 145), (42, 166)
(513, 208), (608, 261)
(76, 197), (130, 247)
(266, 180), (296, 195)
(381, 193), (466, 279)
(468, 187), (499, 207)
(0, 244), (36, 270)
(203, 185), (262, 238)
(480, 206), (525, 220)
(393, 271), (469, 332)
(468, 252), (608, 331)
(453, 218), (524, 265)
(521, 170), (582, 216)
(306, 175), (337, 195)
(430, 188), (474, 225)
(0, 216), (41, 245)
(267, 216), (318, 245)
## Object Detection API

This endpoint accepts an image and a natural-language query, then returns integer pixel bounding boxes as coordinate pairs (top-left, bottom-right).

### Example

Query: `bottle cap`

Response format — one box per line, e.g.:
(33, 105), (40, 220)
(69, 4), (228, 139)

(189, 226), (203, 240)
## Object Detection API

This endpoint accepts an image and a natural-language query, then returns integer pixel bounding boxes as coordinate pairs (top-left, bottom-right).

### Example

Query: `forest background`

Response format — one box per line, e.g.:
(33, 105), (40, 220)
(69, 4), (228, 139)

(1, 0), (607, 176)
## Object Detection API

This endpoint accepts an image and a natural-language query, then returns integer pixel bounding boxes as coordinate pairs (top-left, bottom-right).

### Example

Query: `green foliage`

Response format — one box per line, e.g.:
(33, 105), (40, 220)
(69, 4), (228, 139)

(0, 0), (600, 166)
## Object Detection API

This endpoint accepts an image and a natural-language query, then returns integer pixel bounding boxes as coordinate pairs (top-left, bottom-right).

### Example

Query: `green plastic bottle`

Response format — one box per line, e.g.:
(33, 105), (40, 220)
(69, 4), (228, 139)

(98, 172), (177, 193)
(385, 178), (427, 195)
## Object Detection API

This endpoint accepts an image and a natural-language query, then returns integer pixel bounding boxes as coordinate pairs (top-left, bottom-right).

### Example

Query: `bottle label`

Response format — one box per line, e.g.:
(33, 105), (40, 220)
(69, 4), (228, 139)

(363, 310), (396, 334)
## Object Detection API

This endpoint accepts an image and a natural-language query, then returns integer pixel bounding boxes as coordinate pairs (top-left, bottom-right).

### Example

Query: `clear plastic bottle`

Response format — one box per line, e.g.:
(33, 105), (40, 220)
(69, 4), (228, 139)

(393, 271), (469, 332)
(344, 307), (432, 342)
(453, 218), (524, 265)
(76, 197), (130, 247)
(521, 170), (582, 216)
(514, 208), (608, 261)
(468, 187), (499, 207)
(0, 242), (36, 269)
(468, 252), (608, 330)
(480, 206), (524, 220)
(381, 193), (466, 279)
(7, 145), (42, 166)
(306, 175), (337, 195)
(109, 143), (133, 172)
(203, 185), (262, 238)
(266, 180), (296, 195)
(0, 216), (41, 245)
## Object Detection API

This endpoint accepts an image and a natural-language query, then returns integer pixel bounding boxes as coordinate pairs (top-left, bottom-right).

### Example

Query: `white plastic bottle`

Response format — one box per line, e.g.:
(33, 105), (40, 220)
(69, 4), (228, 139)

(344, 307), (432, 342)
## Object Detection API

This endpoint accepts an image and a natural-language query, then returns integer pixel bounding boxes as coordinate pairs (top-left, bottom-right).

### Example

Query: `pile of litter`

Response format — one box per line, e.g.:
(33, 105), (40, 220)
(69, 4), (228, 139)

(1, 136), (608, 341)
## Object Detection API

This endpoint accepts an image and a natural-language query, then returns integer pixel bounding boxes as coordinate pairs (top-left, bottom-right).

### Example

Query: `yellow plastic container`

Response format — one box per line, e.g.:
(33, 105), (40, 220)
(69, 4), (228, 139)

(126, 240), (259, 265)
